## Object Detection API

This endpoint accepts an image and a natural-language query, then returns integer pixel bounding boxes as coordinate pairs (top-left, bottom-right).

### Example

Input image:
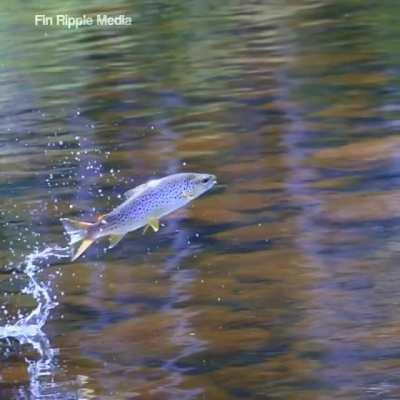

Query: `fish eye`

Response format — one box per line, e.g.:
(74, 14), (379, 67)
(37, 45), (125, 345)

(201, 177), (210, 184)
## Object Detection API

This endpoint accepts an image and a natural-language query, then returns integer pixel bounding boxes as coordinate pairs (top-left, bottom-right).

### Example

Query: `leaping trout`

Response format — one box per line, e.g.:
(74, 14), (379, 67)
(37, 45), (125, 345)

(61, 172), (217, 261)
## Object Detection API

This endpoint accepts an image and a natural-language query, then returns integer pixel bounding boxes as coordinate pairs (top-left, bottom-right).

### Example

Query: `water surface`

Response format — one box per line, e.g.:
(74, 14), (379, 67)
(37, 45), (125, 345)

(1, 1), (400, 399)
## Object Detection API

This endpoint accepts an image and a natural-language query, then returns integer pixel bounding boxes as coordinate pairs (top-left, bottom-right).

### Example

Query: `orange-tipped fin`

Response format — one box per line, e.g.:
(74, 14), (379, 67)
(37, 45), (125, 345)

(61, 218), (94, 244)
(71, 239), (95, 262)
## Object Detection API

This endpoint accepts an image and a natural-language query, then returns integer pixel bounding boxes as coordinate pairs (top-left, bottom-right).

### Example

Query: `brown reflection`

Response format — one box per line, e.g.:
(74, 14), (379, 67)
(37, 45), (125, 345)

(311, 137), (400, 169)
(2, 0), (400, 399)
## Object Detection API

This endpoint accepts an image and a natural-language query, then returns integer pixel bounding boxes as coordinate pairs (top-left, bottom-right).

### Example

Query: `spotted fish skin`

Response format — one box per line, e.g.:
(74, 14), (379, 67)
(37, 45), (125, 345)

(61, 172), (217, 261)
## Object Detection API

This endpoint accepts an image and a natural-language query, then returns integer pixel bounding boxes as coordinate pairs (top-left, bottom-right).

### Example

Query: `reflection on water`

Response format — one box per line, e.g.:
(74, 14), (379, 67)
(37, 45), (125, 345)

(2, 0), (400, 399)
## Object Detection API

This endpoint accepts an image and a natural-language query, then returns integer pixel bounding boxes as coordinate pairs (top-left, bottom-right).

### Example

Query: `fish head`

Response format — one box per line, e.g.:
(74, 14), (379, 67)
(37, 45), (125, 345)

(184, 173), (217, 199)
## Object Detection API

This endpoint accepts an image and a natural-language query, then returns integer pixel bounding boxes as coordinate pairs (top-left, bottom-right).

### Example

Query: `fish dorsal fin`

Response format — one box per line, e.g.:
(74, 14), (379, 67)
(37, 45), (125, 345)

(124, 179), (160, 199)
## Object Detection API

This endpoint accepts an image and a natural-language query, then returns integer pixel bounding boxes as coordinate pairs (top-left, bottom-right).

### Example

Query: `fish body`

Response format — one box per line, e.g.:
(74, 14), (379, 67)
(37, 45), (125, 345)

(61, 172), (216, 261)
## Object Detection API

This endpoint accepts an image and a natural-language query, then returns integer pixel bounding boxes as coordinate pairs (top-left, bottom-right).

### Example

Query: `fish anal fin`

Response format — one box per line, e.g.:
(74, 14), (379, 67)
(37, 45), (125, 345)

(71, 239), (95, 262)
(142, 217), (160, 235)
(108, 234), (125, 249)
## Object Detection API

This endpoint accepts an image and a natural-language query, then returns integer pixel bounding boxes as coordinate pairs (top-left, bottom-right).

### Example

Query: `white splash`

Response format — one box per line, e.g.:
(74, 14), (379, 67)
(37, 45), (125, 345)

(0, 245), (70, 399)
(0, 246), (68, 338)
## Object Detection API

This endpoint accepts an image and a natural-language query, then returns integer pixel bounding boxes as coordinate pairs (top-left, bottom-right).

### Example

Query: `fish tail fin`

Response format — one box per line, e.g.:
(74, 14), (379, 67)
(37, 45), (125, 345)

(60, 218), (94, 244)
(61, 218), (97, 261)
(71, 239), (96, 262)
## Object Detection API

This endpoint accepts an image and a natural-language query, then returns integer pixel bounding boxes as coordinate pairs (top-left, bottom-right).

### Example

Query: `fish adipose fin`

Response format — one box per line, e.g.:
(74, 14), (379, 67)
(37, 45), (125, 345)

(60, 218), (96, 261)
(142, 217), (160, 234)
(97, 214), (106, 223)
(108, 234), (125, 249)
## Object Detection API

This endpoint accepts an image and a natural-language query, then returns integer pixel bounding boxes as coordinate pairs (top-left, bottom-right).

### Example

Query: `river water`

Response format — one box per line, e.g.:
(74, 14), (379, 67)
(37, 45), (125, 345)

(1, 1), (400, 399)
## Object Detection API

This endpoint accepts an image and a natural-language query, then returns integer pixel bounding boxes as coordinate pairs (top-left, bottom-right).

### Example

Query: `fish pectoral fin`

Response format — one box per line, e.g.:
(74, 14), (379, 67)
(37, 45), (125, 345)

(71, 238), (95, 262)
(108, 234), (125, 249)
(183, 190), (195, 200)
(142, 217), (160, 235)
